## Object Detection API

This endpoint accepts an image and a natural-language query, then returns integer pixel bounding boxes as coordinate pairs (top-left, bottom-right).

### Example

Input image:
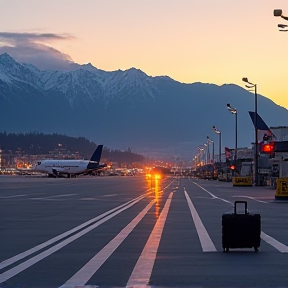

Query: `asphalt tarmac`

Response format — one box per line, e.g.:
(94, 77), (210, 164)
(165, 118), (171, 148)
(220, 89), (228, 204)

(1, 175), (288, 288)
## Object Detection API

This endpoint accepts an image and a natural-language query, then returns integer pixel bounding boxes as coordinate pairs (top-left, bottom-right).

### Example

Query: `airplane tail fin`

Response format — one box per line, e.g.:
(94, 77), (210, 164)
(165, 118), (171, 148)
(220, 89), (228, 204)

(90, 145), (103, 163)
(248, 112), (277, 141)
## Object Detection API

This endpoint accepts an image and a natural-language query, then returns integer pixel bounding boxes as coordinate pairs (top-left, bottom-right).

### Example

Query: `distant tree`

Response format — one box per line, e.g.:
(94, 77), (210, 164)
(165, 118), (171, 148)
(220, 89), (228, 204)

(0, 132), (145, 164)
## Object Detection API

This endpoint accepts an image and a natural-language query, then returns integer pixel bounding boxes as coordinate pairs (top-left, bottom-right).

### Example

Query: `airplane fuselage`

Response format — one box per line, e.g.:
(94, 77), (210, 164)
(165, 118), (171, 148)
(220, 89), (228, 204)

(34, 160), (92, 176)
(32, 145), (106, 178)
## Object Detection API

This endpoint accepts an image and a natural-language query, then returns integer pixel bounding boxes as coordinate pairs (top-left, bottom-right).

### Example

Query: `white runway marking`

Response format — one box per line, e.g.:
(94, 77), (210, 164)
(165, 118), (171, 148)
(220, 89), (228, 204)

(261, 232), (288, 253)
(59, 200), (155, 288)
(184, 188), (217, 252)
(0, 193), (147, 272)
(189, 181), (288, 253)
(31, 194), (77, 200)
(232, 195), (269, 204)
(126, 192), (173, 288)
(163, 179), (176, 190)
(0, 194), (28, 199)
(190, 181), (233, 204)
(102, 194), (117, 197)
(0, 196), (146, 283)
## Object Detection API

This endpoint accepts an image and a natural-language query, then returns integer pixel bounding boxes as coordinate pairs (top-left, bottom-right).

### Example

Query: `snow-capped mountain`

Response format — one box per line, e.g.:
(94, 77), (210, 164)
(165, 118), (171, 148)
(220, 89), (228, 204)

(0, 53), (287, 158)
(0, 53), (159, 107)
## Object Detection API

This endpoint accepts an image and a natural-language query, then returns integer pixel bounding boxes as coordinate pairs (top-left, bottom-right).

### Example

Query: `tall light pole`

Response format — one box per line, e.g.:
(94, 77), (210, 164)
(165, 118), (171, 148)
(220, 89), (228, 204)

(195, 154), (199, 168)
(242, 77), (258, 185)
(205, 138), (210, 163)
(198, 146), (204, 166)
(212, 126), (221, 163)
(207, 136), (214, 163)
(204, 143), (208, 165)
(274, 9), (288, 31)
(227, 103), (237, 162)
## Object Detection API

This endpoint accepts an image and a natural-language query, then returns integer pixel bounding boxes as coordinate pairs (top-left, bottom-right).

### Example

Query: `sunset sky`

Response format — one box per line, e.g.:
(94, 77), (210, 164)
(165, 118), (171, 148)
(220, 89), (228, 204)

(1, 0), (288, 109)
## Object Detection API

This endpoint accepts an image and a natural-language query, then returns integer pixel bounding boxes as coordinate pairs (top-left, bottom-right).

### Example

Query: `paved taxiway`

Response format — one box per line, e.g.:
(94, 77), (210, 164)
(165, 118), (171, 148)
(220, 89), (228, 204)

(1, 175), (288, 288)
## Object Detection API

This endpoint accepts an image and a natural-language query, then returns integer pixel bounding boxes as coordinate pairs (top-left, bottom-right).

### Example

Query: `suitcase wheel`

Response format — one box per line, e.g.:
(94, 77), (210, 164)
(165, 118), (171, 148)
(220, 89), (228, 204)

(254, 246), (259, 253)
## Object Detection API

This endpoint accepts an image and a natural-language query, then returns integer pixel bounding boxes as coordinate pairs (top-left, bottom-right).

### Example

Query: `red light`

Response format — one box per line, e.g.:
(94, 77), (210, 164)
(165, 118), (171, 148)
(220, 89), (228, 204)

(262, 143), (274, 153)
(230, 165), (235, 170)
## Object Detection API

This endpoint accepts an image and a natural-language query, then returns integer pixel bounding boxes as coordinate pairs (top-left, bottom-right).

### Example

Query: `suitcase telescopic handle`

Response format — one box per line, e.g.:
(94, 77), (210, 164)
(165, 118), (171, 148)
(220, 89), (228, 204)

(234, 201), (248, 214)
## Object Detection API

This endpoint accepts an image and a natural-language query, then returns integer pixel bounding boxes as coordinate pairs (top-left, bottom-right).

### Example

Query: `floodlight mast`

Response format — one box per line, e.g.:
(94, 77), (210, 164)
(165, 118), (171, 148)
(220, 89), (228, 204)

(207, 136), (215, 163)
(212, 126), (221, 163)
(198, 146), (204, 166)
(242, 77), (259, 186)
(202, 143), (208, 165)
(274, 9), (288, 20)
(226, 103), (238, 162)
(274, 9), (288, 31)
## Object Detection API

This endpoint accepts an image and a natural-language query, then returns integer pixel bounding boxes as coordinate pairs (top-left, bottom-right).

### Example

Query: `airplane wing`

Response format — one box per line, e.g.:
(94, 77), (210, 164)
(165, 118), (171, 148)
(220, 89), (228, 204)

(87, 162), (107, 170)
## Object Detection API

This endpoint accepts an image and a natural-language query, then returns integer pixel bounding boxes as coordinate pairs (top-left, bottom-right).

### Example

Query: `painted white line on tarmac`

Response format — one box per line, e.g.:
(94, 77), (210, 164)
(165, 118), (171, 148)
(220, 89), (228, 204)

(190, 181), (233, 204)
(0, 196), (147, 283)
(188, 181), (288, 253)
(0, 193), (147, 271)
(232, 195), (269, 204)
(184, 188), (217, 252)
(261, 232), (288, 253)
(0, 194), (28, 199)
(59, 200), (155, 288)
(126, 192), (173, 288)
(31, 193), (77, 200)
(161, 179), (175, 191)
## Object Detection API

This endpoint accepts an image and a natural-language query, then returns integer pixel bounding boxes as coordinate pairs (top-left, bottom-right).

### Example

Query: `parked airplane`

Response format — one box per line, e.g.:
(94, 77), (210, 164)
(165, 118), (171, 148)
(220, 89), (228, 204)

(33, 145), (107, 178)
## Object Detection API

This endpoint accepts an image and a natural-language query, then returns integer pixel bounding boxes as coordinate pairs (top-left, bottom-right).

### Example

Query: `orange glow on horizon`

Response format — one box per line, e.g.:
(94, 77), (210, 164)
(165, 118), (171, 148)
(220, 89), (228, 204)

(2, 0), (288, 109)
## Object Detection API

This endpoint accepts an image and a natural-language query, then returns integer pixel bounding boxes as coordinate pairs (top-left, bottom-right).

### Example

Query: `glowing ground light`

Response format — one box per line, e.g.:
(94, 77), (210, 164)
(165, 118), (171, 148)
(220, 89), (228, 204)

(146, 173), (161, 180)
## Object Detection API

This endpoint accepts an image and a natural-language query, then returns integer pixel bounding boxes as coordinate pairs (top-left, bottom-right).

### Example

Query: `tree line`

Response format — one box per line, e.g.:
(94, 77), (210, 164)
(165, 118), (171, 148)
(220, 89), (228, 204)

(0, 132), (145, 165)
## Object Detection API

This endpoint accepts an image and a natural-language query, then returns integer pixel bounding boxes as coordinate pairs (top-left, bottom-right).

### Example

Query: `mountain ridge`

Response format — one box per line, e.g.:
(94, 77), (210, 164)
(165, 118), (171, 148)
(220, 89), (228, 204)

(0, 53), (287, 159)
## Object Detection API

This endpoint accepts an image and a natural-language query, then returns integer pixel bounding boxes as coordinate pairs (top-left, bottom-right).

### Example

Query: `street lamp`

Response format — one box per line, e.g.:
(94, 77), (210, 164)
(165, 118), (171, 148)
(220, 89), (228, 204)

(198, 146), (204, 166)
(278, 24), (288, 32)
(274, 9), (288, 31)
(194, 155), (199, 169)
(242, 77), (258, 185)
(212, 126), (221, 163)
(226, 103), (237, 162)
(204, 143), (208, 165)
(274, 9), (288, 20)
(195, 151), (201, 168)
(207, 136), (214, 163)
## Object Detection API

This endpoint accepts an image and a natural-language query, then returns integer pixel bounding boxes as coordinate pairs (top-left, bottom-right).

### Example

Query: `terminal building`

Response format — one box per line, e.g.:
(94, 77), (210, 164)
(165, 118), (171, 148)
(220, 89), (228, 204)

(270, 126), (288, 181)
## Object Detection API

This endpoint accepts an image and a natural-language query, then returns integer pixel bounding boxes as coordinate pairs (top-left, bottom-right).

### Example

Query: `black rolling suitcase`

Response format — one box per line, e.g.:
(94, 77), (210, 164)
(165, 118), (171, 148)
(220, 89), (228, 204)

(222, 201), (261, 252)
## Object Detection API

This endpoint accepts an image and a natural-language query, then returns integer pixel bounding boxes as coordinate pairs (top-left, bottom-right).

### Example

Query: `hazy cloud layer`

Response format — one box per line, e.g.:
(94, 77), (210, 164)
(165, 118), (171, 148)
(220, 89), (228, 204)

(0, 32), (77, 70)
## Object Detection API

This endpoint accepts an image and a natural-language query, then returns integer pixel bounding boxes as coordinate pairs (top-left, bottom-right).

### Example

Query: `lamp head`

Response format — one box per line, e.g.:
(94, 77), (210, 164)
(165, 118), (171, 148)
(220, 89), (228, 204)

(207, 136), (214, 143)
(242, 77), (248, 83)
(212, 126), (221, 134)
(274, 9), (283, 17)
(278, 24), (288, 28)
(227, 103), (237, 114)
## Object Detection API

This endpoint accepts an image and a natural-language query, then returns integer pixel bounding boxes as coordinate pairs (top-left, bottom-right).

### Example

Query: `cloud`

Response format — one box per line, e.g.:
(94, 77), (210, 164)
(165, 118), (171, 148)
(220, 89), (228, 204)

(0, 32), (74, 42)
(0, 32), (77, 71)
